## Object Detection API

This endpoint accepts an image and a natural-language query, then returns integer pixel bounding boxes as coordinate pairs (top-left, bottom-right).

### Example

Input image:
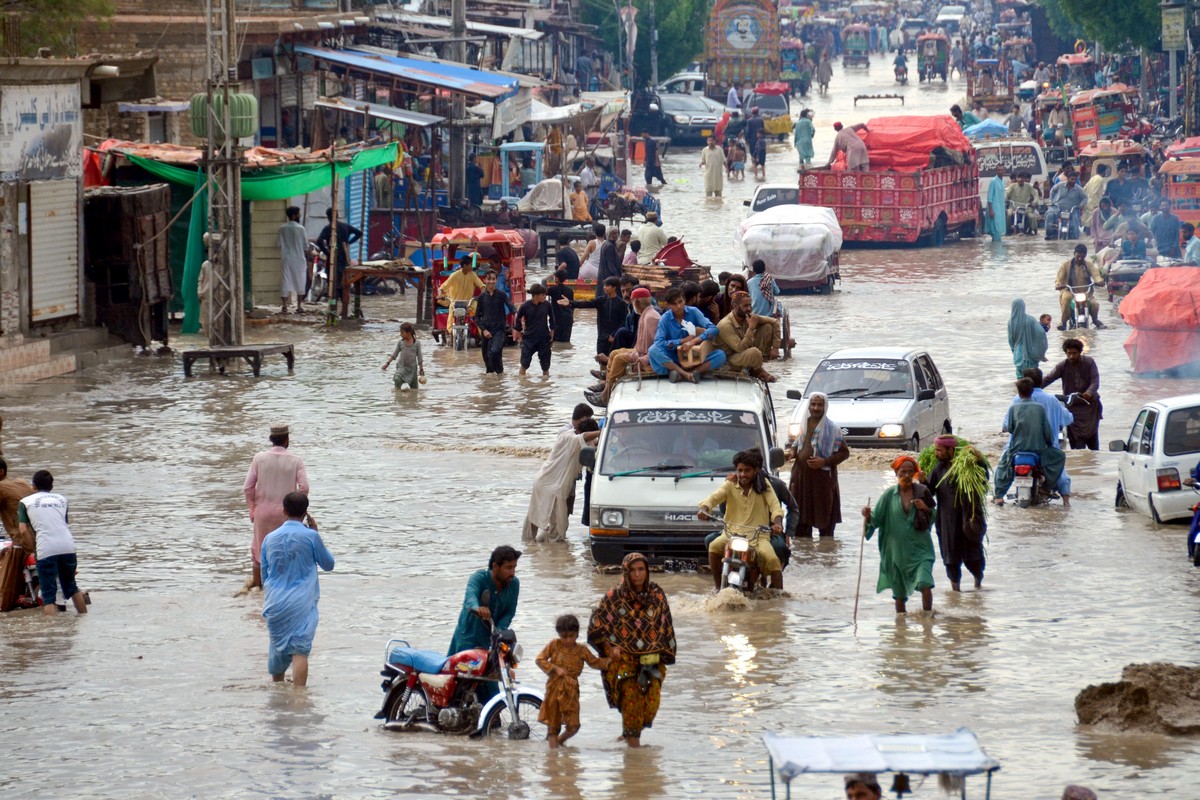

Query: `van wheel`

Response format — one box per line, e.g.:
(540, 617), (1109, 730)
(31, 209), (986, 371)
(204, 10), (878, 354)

(818, 274), (835, 295)
(942, 419), (953, 434)
(907, 434), (920, 452)
(1149, 495), (1163, 524)
(1115, 483), (1128, 509)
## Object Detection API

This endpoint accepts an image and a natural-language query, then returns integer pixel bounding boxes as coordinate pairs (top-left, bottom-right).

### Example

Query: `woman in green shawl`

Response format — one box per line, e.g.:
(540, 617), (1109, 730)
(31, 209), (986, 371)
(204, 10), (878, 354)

(794, 109), (815, 169)
(1007, 298), (1048, 378)
(862, 455), (937, 615)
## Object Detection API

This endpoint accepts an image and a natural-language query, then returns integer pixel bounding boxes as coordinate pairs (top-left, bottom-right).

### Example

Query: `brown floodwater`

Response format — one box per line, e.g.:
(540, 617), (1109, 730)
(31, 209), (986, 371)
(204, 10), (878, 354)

(2, 54), (1199, 799)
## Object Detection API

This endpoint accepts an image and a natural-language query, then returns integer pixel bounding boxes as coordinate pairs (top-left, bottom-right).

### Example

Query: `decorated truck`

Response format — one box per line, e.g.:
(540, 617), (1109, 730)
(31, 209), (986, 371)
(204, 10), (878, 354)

(797, 115), (981, 245)
(704, 0), (781, 102)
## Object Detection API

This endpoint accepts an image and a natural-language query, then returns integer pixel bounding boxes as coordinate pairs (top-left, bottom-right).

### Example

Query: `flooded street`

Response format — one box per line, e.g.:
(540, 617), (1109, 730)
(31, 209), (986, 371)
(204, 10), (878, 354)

(3, 53), (1200, 798)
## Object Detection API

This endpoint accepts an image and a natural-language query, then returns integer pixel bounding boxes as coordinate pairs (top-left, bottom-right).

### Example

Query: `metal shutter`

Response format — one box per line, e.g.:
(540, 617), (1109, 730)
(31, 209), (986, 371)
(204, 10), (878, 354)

(29, 179), (80, 322)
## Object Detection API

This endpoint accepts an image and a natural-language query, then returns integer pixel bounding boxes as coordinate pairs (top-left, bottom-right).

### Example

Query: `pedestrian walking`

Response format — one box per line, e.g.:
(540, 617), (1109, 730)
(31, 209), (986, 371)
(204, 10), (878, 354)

(243, 423), (309, 590)
(278, 206), (309, 314)
(523, 419), (601, 543)
(788, 392), (849, 538)
(261, 492), (333, 688)
(1007, 298), (1048, 378)
(925, 436), (989, 591)
(17, 470), (87, 615)
(536, 613), (609, 748)
(642, 131), (665, 187)
(587, 552), (676, 747)
(381, 322), (424, 391)
(474, 270), (514, 374)
(546, 269), (575, 343)
(700, 137), (726, 197)
(515, 283), (554, 376)
(862, 456), (936, 615)
(1042, 338), (1103, 450)
(794, 109), (815, 169)
(560, 276), (629, 356)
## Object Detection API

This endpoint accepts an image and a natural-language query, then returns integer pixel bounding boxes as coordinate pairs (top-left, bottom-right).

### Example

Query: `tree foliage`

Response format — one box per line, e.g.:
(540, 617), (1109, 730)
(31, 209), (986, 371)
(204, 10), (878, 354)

(1052, 0), (1162, 52)
(1, 0), (114, 57)
(580, 0), (710, 88)
(1034, 0), (1083, 44)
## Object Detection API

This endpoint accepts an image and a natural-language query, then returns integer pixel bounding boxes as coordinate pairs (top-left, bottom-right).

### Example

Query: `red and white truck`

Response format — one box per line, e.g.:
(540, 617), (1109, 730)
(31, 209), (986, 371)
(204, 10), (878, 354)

(798, 115), (981, 245)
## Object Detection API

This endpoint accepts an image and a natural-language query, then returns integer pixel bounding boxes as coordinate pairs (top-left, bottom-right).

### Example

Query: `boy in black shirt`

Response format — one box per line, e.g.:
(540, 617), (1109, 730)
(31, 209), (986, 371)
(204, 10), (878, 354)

(475, 270), (514, 374)
(515, 283), (554, 376)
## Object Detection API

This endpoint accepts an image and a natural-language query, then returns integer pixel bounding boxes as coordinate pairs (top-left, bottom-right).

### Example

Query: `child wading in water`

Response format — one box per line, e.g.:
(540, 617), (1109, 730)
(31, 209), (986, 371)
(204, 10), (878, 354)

(535, 614), (608, 748)
(382, 322), (424, 391)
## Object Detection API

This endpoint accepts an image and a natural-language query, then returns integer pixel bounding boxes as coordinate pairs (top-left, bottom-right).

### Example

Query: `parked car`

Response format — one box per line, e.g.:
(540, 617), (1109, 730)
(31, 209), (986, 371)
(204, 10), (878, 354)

(658, 71), (707, 97)
(1110, 393), (1200, 523)
(784, 347), (952, 451)
(741, 90), (792, 140)
(743, 183), (801, 215)
(659, 94), (724, 144)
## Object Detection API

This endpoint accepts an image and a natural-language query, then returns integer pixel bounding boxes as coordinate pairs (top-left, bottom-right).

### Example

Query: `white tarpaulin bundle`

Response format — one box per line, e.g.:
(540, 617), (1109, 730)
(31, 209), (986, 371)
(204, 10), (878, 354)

(737, 205), (843, 283)
(518, 177), (570, 215)
(762, 729), (1000, 783)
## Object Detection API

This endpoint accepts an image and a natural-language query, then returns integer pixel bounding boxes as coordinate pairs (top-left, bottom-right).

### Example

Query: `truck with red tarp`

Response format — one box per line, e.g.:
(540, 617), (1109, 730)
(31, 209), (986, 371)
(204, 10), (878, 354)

(797, 115), (981, 245)
(704, 0), (781, 102)
(1119, 267), (1200, 374)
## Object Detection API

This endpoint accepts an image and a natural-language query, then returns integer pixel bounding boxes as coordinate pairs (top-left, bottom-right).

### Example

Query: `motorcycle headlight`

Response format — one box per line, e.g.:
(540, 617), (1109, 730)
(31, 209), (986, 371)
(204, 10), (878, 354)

(731, 537), (751, 553)
(673, 114), (690, 124)
(879, 424), (904, 438)
(600, 508), (626, 528)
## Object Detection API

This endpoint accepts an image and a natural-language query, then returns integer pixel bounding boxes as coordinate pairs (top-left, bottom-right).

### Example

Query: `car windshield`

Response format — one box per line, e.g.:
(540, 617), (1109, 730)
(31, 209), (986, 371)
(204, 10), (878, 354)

(661, 96), (713, 113)
(804, 359), (914, 399)
(752, 187), (800, 211)
(1163, 406), (1200, 457)
(599, 409), (761, 475)
(749, 95), (789, 115)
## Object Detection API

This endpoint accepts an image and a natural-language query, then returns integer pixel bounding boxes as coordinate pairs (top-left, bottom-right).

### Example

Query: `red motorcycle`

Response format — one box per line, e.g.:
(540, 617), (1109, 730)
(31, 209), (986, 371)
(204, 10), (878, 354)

(375, 595), (544, 739)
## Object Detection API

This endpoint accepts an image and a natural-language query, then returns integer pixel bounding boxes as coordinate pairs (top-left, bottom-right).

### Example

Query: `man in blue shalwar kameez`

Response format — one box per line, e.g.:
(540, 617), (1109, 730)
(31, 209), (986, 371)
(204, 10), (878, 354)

(262, 492), (334, 688)
(984, 163), (1008, 242)
(648, 287), (727, 383)
(448, 545), (522, 702)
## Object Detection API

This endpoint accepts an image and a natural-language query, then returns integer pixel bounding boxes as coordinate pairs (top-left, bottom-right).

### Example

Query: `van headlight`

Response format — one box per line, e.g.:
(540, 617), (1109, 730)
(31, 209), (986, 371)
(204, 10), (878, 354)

(673, 114), (690, 124)
(879, 424), (904, 438)
(600, 509), (626, 527)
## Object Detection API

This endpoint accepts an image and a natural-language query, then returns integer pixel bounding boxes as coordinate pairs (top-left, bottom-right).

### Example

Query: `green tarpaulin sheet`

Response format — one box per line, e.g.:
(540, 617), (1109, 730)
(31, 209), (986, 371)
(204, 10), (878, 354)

(125, 143), (397, 334)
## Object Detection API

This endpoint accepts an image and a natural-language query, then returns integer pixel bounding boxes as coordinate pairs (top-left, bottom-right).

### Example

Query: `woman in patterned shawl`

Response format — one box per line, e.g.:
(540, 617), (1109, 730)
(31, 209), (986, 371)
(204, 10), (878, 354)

(587, 552), (676, 747)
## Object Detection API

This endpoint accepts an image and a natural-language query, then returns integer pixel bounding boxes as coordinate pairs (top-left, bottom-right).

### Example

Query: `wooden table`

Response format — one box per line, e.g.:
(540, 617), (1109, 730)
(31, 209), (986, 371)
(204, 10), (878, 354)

(182, 343), (295, 377)
(343, 262), (430, 324)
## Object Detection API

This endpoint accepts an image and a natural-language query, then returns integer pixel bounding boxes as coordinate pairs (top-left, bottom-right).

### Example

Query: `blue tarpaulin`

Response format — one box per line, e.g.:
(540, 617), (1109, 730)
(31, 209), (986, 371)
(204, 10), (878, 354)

(294, 46), (519, 101)
(963, 119), (1012, 140)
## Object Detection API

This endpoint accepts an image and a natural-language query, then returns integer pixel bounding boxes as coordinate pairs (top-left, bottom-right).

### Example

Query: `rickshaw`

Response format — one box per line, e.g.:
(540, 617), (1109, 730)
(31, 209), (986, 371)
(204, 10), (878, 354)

(1077, 139), (1147, 188)
(1056, 52), (1096, 90)
(780, 39), (811, 96)
(429, 227), (527, 348)
(1069, 83), (1146, 151)
(1001, 37), (1035, 77)
(967, 58), (1014, 112)
(916, 33), (948, 82)
(842, 24), (871, 68)
(496, 142), (544, 203)
(763, 728), (1001, 799)
(1033, 88), (1071, 163)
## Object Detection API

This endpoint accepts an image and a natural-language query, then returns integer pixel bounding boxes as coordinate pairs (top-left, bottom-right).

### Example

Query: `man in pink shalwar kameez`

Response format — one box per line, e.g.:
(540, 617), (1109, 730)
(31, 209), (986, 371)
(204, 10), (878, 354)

(243, 423), (309, 589)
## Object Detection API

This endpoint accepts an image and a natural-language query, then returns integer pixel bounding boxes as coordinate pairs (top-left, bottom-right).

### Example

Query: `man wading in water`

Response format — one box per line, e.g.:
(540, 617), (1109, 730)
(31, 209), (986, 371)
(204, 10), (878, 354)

(243, 424), (309, 591)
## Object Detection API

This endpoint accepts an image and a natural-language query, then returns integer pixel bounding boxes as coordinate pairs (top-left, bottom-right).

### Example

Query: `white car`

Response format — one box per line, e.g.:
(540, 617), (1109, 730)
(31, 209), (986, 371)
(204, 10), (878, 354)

(1111, 394), (1200, 523)
(785, 347), (952, 451)
(743, 183), (801, 215)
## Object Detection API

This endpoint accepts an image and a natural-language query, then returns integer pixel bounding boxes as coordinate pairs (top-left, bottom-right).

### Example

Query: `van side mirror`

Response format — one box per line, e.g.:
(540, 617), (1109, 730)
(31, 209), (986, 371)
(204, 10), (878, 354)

(769, 447), (786, 471)
(743, 199), (751, 206)
(917, 389), (936, 401)
(786, 389), (802, 401)
(648, 103), (660, 113)
(580, 446), (596, 469)
(1108, 440), (1127, 452)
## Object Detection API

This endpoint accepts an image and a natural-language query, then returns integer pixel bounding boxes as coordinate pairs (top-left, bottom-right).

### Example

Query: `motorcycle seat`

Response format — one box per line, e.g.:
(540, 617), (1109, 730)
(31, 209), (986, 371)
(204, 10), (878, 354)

(388, 646), (448, 674)
(1013, 451), (1041, 467)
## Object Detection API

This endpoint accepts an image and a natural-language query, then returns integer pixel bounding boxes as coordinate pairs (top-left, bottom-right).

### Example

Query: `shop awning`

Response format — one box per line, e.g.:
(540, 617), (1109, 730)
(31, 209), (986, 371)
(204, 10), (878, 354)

(118, 100), (191, 113)
(294, 46), (519, 101)
(313, 97), (445, 127)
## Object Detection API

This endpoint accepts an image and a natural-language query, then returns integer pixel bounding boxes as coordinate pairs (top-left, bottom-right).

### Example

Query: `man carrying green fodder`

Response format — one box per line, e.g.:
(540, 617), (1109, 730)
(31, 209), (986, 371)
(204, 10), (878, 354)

(921, 435), (989, 592)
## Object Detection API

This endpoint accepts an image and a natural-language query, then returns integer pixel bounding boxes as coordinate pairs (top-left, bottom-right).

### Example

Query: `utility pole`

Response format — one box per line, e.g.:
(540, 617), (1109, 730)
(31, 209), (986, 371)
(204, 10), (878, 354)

(449, 0), (466, 202)
(650, 0), (659, 88)
(203, 0), (244, 347)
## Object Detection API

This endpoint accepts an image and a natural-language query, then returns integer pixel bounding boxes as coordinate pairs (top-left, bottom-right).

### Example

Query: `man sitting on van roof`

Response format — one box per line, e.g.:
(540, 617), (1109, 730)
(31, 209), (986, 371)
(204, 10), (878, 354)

(715, 291), (779, 383)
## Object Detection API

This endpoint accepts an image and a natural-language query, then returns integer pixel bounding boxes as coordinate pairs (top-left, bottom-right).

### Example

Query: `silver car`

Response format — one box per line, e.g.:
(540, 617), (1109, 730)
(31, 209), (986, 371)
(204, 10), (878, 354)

(785, 347), (952, 451)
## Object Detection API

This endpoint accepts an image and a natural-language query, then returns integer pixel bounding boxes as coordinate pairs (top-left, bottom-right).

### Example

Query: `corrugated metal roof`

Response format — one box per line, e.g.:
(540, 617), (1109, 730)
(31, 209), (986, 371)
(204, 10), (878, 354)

(294, 46), (519, 101)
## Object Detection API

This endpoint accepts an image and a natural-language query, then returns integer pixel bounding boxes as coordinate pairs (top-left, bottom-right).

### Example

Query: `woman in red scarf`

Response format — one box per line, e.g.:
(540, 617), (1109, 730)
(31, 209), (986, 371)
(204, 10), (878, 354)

(587, 552), (676, 747)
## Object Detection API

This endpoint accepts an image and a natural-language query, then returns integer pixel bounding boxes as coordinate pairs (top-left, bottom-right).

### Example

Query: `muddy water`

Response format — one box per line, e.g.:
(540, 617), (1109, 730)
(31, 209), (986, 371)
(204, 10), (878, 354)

(3, 53), (1200, 799)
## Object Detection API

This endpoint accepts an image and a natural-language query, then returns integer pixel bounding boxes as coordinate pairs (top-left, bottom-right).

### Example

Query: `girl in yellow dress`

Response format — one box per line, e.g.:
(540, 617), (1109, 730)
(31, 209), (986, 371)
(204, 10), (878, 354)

(535, 614), (608, 748)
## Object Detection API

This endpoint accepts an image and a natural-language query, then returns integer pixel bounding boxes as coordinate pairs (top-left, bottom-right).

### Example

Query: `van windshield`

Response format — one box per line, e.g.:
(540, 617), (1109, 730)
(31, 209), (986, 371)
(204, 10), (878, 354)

(599, 409), (761, 476)
(805, 359), (913, 399)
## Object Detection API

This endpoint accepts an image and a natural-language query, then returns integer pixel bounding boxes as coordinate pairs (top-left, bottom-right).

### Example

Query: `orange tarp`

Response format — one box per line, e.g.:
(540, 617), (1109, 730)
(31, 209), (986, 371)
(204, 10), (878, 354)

(1119, 267), (1200, 372)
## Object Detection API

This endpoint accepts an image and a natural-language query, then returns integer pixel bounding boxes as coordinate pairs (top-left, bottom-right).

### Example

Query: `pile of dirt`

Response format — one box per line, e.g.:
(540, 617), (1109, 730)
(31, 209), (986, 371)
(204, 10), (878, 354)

(1075, 663), (1200, 734)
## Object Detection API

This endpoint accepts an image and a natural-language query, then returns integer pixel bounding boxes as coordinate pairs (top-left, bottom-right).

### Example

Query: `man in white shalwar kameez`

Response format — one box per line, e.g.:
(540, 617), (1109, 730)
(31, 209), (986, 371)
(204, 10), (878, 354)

(522, 420), (602, 542)
(278, 206), (310, 314)
(700, 138), (726, 197)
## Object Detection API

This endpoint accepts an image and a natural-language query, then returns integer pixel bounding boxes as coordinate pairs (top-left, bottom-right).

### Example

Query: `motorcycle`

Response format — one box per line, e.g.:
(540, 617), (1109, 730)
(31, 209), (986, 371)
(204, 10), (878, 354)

(450, 300), (473, 350)
(1186, 480), (1200, 567)
(1010, 451), (1045, 508)
(707, 515), (774, 592)
(894, 64), (909, 84)
(1065, 283), (1093, 329)
(376, 591), (545, 739)
(1008, 202), (1038, 235)
(307, 250), (329, 305)
(1044, 204), (1080, 241)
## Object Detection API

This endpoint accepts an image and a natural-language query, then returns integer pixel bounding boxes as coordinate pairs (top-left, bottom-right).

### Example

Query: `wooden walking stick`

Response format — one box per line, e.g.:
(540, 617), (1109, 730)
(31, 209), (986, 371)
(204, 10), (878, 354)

(853, 497), (870, 625)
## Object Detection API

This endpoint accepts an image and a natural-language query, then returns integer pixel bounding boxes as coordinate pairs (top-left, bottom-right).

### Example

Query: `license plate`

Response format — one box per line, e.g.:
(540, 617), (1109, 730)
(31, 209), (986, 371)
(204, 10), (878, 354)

(701, 129), (712, 137)
(1015, 476), (1033, 487)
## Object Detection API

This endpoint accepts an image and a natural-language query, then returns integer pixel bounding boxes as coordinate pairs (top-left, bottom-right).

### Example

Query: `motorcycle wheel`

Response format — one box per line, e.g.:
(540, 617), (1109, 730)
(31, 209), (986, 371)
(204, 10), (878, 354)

(482, 695), (546, 740)
(385, 685), (432, 727)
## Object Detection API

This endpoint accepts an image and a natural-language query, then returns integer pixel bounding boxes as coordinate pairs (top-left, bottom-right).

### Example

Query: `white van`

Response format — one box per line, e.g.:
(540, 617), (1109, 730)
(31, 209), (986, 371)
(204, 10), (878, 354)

(973, 139), (1049, 202)
(1111, 393), (1200, 523)
(657, 71), (707, 97)
(935, 4), (967, 33)
(581, 374), (784, 566)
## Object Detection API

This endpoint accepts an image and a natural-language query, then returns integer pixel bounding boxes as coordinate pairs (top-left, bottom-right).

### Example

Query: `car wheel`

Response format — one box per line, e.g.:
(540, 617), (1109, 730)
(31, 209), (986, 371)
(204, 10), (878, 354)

(907, 434), (920, 452)
(942, 419), (952, 434)
(1149, 495), (1163, 524)
(1115, 482), (1128, 509)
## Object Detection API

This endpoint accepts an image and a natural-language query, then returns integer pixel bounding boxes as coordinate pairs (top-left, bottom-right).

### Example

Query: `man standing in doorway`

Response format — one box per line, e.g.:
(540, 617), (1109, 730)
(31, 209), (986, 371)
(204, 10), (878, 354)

(1042, 338), (1103, 450)
(466, 154), (485, 208)
(243, 423), (309, 590)
(278, 206), (309, 315)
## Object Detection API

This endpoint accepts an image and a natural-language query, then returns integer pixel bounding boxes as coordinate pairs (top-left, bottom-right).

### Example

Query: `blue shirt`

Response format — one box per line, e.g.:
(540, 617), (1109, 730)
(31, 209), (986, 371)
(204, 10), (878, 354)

(1005, 388), (1073, 450)
(747, 274), (773, 316)
(653, 305), (720, 349)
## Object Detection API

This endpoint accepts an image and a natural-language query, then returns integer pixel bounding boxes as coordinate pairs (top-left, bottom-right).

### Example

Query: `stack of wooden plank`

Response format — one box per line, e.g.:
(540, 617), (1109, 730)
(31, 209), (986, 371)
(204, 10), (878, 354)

(622, 262), (711, 293)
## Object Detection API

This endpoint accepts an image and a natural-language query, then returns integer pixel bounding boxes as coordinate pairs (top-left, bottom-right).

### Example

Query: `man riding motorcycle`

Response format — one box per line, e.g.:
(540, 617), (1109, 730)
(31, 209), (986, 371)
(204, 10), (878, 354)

(1005, 171), (1042, 234)
(1054, 244), (1106, 330)
(893, 52), (908, 82)
(1047, 173), (1087, 239)
(698, 449), (784, 591)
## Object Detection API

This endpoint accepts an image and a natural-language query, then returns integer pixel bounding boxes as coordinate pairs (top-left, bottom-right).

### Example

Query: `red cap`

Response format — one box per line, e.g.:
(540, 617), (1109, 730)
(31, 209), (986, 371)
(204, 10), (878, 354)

(630, 287), (652, 299)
